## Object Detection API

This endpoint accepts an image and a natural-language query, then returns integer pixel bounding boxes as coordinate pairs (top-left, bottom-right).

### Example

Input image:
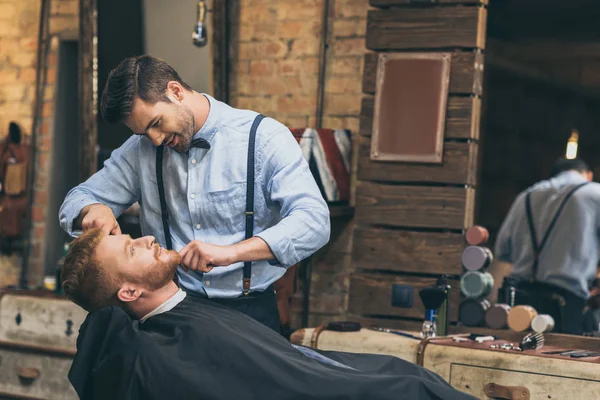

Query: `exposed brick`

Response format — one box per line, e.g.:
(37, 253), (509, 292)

(50, 0), (78, 16)
(49, 16), (78, 35)
(278, 57), (319, 76)
(35, 188), (49, 205)
(239, 4), (276, 25)
(249, 60), (274, 76)
(278, 0), (322, 21)
(19, 37), (38, 51)
(42, 101), (53, 117)
(326, 76), (363, 94)
(0, 3), (18, 19)
(333, 37), (365, 56)
(324, 93), (362, 115)
(18, 10), (39, 35)
(235, 96), (276, 113)
(334, 0), (369, 19)
(333, 18), (366, 38)
(0, 85), (27, 101)
(330, 56), (361, 76)
(277, 95), (316, 114)
(0, 20), (19, 37)
(32, 205), (45, 223)
(10, 52), (36, 67)
(291, 37), (320, 57)
(19, 67), (36, 83)
(279, 116), (309, 128)
(0, 69), (18, 84)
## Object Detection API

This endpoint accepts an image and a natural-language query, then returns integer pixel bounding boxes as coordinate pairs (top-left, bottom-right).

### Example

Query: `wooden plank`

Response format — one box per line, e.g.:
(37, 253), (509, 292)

(367, 7), (487, 51)
(358, 138), (478, 185)
(360, 96), (481, 140)
(363, 52), (484, 95)
(355, 182), (474, 229)
(370, 0), (488, 6)
(352, 227), (464, 275)
(348, 273), (460, 321)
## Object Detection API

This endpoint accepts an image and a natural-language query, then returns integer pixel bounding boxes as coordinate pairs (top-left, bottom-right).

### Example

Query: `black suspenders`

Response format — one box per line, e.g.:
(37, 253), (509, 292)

(155, 114), (266, 295)
(525, 181), (589, 281)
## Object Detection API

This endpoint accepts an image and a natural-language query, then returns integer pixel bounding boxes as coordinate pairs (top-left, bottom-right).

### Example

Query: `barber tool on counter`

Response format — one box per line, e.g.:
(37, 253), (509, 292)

(418, 276), (451, 338)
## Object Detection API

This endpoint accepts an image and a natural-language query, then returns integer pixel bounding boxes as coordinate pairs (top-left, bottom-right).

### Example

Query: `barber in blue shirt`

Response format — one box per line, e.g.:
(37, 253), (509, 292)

(59, 56), (331, 332)
(493, 157), (600, 334)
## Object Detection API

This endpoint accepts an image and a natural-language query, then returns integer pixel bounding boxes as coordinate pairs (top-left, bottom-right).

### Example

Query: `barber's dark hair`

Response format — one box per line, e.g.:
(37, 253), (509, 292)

(100, 55), (192, 124)
(8, 122), (21, 144)
(550, 157), (590, 177)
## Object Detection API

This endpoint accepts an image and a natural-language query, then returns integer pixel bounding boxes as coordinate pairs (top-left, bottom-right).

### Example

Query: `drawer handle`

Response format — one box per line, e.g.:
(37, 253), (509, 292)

(484, 383), (530, 400)
(16, 366), (41, 381)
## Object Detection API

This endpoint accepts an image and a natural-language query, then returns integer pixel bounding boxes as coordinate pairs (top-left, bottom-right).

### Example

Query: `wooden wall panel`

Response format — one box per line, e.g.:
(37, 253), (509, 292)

(363, 52), (484, 96)
(353, 227), (464, 275)
(348, 273), (460, 321)
(358, 139), (478, 185)
(360, 96), (481, 140)
(355, 182), (475, 230)
(370, 0), (488, 6)
(367, 7), (487, 51)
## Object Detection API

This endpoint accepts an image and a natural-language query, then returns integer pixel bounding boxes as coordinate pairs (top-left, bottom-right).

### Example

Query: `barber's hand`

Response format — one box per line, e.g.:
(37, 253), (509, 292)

(79, 204), (121, 235)
(179, 240), (237, 273)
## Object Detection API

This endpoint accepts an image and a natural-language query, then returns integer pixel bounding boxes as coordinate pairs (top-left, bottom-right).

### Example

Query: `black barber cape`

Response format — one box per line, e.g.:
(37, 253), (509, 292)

(69, 295), (476, 400)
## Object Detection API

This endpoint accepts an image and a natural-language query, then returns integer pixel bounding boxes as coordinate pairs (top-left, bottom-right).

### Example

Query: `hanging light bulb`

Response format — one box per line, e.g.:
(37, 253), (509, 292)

(566, 130), (579, 160)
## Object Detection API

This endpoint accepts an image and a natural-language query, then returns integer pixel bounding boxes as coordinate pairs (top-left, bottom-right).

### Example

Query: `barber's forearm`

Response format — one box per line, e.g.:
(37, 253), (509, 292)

(230, 237), (276, 263)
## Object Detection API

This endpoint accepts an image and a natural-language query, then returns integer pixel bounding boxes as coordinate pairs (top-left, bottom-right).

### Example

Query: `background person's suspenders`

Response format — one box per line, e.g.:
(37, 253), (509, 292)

(525, 181), (589, 281)
(155, 114), (266, 295)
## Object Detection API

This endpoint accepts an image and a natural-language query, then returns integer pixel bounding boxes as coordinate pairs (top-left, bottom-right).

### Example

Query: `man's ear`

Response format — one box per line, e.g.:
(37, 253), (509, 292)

(587, 171), (594, 182)
(166, 81), (185, 103)
(117, 283), (143, 303)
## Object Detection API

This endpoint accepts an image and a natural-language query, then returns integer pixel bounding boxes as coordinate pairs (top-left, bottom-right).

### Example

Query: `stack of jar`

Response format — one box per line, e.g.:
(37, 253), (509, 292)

(457, 225), (555, 333)
(458, 226), (495, 327)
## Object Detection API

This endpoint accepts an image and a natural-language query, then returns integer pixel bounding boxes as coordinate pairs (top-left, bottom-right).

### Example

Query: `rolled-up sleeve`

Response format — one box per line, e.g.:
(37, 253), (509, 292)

(59, 137), (142, 236)
(494, 194), (525, 263)
(254, 125), (330, 268)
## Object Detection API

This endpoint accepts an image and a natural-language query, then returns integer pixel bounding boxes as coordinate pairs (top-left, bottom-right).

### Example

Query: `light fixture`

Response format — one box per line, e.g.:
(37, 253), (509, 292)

(566, 129), (579, 160)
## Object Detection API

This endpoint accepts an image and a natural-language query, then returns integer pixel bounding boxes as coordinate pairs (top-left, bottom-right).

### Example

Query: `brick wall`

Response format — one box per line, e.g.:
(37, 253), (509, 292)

(0, 0), (78, 287)
(229, 0), (369, 325)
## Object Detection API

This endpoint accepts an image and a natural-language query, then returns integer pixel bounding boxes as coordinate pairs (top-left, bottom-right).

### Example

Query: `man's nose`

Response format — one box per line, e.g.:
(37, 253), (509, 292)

(147, 129), (164, 147)
(137, 236), (155, 248)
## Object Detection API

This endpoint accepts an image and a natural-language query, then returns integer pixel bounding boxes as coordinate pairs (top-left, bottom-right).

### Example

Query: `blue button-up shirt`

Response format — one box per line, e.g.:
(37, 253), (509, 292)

(59, 94), (330, 298)
(495, 170), (600, 299)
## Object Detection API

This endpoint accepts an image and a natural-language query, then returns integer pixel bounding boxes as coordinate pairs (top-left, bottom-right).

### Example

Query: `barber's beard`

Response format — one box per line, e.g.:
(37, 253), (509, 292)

(133, 250), (181, 291)
(173, 104), (196, 153)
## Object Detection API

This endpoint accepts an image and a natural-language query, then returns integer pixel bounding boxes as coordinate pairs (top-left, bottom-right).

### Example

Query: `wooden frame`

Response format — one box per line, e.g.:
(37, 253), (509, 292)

(371, 52), (451, 164)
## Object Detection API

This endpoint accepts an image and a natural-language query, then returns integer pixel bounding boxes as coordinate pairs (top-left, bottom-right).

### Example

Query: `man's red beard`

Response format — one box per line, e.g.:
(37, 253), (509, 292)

(129, 250), (181, 291)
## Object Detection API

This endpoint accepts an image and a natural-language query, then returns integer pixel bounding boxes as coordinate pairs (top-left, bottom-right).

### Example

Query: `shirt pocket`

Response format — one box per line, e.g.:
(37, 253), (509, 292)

(206, 182), (247, 236)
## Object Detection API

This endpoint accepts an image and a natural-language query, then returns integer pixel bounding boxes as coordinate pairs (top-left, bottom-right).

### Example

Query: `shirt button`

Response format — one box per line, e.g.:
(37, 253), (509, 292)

(190, 194), (196, 199)
(195, 224), (201, 230)
(191, 159), (197, 164)
(205, 281), (211, 286)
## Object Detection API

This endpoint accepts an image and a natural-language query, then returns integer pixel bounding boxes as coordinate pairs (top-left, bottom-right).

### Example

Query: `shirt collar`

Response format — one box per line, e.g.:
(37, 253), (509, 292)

(140, 288), (187, 323)
(191, 93), (221, 145)
(553, 170), (587, 184)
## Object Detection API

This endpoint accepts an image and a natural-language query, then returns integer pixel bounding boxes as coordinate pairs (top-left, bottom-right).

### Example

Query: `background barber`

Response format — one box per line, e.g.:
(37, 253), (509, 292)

(59, 55), (330, 332)
(491, 157), (600, 334)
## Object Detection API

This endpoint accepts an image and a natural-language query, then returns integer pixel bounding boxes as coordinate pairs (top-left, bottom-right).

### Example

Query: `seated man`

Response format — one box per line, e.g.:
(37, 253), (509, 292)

(62, 229), (476, 400)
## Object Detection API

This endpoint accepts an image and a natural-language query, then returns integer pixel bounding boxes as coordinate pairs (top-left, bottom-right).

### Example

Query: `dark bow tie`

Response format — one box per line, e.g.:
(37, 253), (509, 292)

(190, 138), (211, 149)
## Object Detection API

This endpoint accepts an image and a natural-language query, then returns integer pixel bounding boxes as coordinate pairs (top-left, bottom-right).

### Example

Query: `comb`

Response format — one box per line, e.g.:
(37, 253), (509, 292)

(519, 332), (545, 351)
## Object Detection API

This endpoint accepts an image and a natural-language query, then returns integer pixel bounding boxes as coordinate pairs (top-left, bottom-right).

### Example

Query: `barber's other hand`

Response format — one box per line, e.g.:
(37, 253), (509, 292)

(80, 204), (121, 235)
(179, 240), (236, 273)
